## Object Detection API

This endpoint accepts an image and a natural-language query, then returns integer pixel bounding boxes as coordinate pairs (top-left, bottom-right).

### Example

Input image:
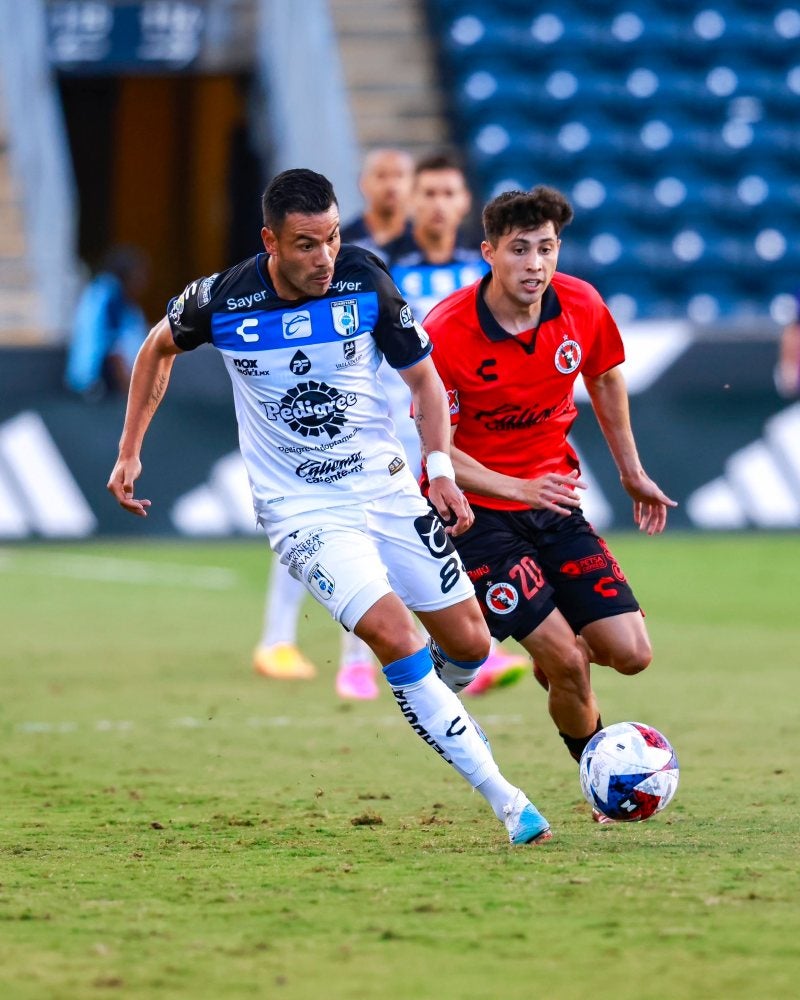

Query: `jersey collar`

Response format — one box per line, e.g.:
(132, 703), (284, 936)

(476, 272), (562, 343)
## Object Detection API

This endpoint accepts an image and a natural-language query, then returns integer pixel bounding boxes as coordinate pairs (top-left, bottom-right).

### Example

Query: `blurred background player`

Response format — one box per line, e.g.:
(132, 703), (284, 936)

(775, 290), (800, 398)
(386, 152), (530, 695)
(423, 186), (677, 819)
(253, 148), (417, 698)
(339, 147), (416, 260)
(64, 245), (150, 401)
(383, 151), (486, 474)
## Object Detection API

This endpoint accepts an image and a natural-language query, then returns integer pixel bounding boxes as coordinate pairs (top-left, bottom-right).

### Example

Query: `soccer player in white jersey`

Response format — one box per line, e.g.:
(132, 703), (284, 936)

(253, 148), (417, 699)
(106, 168), (551, 845)
(252, 152), (524, 699)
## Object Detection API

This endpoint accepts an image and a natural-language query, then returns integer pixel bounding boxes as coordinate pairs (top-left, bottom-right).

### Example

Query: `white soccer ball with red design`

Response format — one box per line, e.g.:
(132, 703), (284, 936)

(579, 721), (679, 821)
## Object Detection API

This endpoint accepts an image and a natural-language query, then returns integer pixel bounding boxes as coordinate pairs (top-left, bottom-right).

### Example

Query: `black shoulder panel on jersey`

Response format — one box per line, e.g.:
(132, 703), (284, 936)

(168, 256), (266, 351)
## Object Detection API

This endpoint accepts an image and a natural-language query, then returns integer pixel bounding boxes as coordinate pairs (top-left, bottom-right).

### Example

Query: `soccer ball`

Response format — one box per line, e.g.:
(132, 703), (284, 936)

(579, 721), (679, 822)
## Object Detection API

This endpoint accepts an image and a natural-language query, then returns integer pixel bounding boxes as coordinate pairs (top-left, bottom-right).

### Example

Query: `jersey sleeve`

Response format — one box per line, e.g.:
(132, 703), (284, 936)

(580, 294), (626, 378)
(368, 254), (433, 370)
(424, 311), (460, 427)
(167, 273), (219, 352)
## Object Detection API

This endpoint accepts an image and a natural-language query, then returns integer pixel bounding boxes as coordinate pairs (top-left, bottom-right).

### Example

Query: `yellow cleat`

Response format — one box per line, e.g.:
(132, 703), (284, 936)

(253, 642), (317, 680)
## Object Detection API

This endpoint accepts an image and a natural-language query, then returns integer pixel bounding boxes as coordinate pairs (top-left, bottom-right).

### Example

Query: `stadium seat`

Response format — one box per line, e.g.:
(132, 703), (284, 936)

(428, 0), (800, 319)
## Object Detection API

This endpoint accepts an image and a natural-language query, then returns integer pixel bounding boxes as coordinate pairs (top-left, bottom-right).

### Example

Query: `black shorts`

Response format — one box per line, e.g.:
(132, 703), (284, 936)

(453, 505), (641, 641)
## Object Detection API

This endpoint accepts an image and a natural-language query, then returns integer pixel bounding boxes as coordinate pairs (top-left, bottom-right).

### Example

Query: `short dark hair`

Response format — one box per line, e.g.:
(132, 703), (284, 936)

(261, 169), (338, 229)
(482, 186), (574, 244)
(414, 151), (466, 178)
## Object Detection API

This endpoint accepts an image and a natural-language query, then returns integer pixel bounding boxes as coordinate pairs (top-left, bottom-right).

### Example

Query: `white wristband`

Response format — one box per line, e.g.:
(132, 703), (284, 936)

(426, 450), (455, 481)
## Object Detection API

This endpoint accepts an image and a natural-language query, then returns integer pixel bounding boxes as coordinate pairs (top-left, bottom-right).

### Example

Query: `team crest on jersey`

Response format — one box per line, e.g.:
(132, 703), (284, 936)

(486, 582), (519, 615)
(447, 389), (460, 416)
(282, 310), (312, 339)
(330, 299), (359, 337)
(309, 562), (335, 600)
(554, 339), (581, 374)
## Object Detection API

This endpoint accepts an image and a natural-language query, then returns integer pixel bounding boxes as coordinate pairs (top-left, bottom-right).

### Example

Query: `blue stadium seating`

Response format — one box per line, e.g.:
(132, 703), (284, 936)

(427, 0), (800, 320)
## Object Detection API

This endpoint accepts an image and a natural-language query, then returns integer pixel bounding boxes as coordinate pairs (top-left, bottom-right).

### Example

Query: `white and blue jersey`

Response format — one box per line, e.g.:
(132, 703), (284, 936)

(167, 244), (430, 527)
(377, 243), (489, 475)
(389, 245), (488, 326)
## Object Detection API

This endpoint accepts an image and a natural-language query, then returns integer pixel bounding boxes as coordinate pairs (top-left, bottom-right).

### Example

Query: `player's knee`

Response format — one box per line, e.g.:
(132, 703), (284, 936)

(441, 618), (491, 664)
(450, 629), (491, 665)
(541, 644), (589, 694)
(609, 638), (652, 676)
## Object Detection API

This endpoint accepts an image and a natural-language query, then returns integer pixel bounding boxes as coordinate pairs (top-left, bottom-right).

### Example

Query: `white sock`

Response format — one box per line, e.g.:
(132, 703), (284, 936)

(385, 651), (527, 822)
(389, 669), (498, 786)
(475, 773), (525, 822)
(259, 565), (306, 647)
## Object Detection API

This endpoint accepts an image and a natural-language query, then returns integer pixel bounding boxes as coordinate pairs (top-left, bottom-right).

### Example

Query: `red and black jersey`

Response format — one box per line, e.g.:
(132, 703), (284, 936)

(425, 271), (625, 511)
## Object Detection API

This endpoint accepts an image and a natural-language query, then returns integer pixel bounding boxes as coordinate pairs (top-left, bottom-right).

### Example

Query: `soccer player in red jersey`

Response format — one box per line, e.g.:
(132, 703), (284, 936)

(424, 186), (677, 817)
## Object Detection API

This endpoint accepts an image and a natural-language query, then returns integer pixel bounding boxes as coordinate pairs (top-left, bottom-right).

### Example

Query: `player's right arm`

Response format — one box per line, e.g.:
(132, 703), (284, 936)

(449, 434), (586, 515)
(106, 316), (183, 516)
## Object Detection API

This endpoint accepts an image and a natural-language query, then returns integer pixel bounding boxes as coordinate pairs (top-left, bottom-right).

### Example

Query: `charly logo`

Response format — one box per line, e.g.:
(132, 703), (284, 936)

(236, 318), (259, 343)
(486, 581), (519, 615)
(555, 339), (581, 374)
(330, 299), (359, 337)
(261, 380), (357, 438)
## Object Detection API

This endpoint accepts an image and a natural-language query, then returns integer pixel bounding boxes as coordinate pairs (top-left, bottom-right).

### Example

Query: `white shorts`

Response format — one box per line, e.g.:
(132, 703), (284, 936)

(268, 486), (475, 631)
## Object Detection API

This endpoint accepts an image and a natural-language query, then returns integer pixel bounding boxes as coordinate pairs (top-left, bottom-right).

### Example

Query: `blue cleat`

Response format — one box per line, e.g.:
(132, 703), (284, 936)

(503, 791), (552, 845)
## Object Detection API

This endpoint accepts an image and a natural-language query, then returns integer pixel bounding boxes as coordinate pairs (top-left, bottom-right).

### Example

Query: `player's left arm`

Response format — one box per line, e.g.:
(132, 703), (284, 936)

(583, 366), (677, 535)
(399, 356), (474, 536)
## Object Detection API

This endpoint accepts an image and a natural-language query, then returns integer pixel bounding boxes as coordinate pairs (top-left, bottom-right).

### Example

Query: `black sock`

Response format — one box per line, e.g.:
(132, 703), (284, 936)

(560, 717), (603, 763)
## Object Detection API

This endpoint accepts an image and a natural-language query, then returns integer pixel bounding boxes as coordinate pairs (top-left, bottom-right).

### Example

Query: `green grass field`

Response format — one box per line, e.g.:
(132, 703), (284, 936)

(1, 533), (797, 999)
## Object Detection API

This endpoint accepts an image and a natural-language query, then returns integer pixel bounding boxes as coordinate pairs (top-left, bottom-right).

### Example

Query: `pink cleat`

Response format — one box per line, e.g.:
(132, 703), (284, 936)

(463, 645), (528, 696)
(336, 661), (379, 700)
